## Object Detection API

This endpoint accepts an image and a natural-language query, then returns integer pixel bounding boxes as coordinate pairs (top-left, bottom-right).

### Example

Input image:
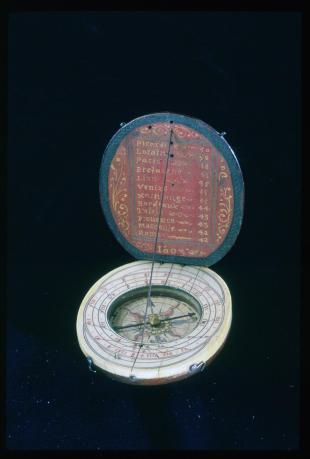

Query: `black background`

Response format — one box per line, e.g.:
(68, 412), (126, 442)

(6, 10), (301, 451)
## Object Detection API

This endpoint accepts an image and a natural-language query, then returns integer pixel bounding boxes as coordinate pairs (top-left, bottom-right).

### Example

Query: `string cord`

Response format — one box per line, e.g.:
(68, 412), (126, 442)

(146, 127), (174, 309)
(130, 127), (173, 374)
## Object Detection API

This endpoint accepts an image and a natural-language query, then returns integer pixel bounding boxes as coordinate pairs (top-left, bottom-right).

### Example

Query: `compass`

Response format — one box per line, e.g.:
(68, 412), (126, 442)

(76, 112), (244, 385)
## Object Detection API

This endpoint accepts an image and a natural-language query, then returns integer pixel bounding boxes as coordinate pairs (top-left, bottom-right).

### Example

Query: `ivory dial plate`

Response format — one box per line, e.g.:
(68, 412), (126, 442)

(76, 261), (232, 385)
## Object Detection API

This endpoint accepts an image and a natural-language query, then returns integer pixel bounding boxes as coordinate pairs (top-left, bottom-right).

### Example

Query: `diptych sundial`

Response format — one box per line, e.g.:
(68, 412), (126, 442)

(76, 112), (244, 385)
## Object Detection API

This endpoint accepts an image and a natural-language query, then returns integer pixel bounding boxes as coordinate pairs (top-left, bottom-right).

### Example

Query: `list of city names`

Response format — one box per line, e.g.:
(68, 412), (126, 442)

(108, 122), (234, 259)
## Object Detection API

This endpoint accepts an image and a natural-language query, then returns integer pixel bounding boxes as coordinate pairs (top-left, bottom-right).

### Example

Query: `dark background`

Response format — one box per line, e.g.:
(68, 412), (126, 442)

(6, 11), (301, 450)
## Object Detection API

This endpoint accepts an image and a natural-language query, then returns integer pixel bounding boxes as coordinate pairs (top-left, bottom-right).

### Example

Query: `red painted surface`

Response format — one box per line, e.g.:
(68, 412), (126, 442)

(108, 122), (234, 259)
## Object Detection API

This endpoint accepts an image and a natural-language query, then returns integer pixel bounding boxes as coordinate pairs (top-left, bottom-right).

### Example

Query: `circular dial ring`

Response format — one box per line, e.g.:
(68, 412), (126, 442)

(108, 285), (202, 343)
(76, 261), (232, 385)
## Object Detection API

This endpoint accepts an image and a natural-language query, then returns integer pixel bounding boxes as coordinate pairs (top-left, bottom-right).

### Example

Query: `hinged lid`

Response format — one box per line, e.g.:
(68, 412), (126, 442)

(99, 113), (244, 266)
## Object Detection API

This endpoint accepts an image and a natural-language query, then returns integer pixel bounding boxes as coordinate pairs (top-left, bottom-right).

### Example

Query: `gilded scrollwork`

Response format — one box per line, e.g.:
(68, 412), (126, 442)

(219, 171), (228, 180)
(109, 148), (129, 237)
(135, 240), (154, 252)
(216, 186), (233, 243)
(138, 123), (201, 138)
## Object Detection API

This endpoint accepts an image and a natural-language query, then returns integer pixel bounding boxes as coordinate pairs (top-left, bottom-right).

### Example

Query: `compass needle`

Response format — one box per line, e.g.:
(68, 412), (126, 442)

(77, 113), (244, 385)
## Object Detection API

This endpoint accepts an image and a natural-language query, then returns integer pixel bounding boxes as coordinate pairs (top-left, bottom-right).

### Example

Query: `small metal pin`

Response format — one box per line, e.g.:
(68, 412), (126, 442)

(86, 356), (97, 373)
(120, 122), (126, 127)
(220, 131), (227, 137)
(189, 361), (206, 373)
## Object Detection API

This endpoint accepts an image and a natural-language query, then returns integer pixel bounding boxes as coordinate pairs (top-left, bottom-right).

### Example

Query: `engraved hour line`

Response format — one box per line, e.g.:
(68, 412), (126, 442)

(164, 263), (174, 286)
(89, 305), (216, 350)
(84, 316), (218, 365)
(89, 274), (218, 329)
(90, 294), (213, 336)
(114, 312), (195, 330)
(86, 263), (182, 301)
(88, 284), (217, 344)
(83, 265), (225, 362)
(83, 332), (139, 365)
(88, 292), (217, 352)
(103, 263), (211, 292)
(89, 333), (207, 361)
(112, 298), (182, 331)
(86, 306), (218, 358)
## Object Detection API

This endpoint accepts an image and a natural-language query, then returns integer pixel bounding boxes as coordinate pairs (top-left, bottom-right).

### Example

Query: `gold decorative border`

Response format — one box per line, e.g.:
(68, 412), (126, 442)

(109, 147), (129, 237)
(216, 186), (233, 244)
(138, 123), (201, 138)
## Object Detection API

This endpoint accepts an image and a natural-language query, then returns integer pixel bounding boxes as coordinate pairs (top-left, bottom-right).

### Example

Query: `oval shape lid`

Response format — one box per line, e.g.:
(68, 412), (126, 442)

(99, 112), (244, 266)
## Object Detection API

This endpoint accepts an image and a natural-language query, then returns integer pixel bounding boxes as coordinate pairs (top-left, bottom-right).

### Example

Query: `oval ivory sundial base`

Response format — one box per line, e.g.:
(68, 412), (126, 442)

(76, 261), (232, 385)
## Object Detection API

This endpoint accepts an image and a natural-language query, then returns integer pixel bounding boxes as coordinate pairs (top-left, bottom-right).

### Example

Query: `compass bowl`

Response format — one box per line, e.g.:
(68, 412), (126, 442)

(76, 261), (232, 385)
